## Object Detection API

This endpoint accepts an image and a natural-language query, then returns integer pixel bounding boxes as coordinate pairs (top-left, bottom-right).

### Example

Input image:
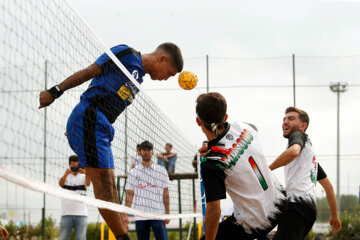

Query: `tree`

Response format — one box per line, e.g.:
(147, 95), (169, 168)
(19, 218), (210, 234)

(86, 222), (102, 240)
(4, 221), (17, 238)
(36, 216), (58, 240)
(317, 197), (331, 222)
(340, 195), (358, 215)
(317, 194), (359, 222)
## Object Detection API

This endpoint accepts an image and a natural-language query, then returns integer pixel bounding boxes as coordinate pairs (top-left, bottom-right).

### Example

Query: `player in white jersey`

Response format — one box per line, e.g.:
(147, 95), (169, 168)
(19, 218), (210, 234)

(270, 107), (341, 239)
(196, 92), (287, 240)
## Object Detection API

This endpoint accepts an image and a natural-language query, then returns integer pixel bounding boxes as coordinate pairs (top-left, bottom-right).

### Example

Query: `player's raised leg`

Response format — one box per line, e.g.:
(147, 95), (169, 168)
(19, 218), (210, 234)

(86, 167), (128, 238)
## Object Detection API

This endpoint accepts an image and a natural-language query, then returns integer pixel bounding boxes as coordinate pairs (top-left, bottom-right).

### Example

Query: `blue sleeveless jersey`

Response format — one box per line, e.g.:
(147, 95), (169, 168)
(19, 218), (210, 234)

(81, 45), (144, 123)
(66, 45), (144, 168)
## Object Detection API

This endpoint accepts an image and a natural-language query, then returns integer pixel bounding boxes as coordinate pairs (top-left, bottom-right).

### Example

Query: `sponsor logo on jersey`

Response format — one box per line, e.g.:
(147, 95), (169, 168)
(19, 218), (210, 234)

(117, 85), (134, 102)
(226, 134), (234, 140)
(310, 155), (318, 183)
(132, 70), (139, 79)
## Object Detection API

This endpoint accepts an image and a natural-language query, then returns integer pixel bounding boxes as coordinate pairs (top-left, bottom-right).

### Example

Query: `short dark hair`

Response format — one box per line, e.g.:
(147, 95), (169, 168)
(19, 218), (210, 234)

(136, 144), (141, 150)
(140, 140), (153, 150)
(156, 42), (183, 72)
(285, 107), (310, 131)
(69, 155), (79, 165)
(165, 143), (172, 148)
(196, 92), (227, 132)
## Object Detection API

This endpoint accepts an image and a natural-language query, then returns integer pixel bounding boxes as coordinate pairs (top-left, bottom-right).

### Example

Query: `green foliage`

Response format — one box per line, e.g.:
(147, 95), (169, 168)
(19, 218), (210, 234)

(36, 215), (58, 240)
(328, 205), (360, 240)
(317, 197), (331, 222)
(86, 222), (102, 240)
(168, 231), (178, 240)
(340, 195), (359, 214)
(129, 231), (138, 239)
(27, 224), (41, 239)
(3, 216), (58, 240)
(4, 221), (17, 238)
(317, 194), (359, 222)
(305, 228), (316, 240)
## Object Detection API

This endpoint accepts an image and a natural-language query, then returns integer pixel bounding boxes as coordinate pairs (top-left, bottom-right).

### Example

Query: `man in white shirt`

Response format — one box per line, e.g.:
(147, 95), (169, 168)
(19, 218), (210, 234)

(270, 107), (341, 239)
(131, 144), (142, 169)
(59, 155), (91, 240)
(124, 141), (170, 240)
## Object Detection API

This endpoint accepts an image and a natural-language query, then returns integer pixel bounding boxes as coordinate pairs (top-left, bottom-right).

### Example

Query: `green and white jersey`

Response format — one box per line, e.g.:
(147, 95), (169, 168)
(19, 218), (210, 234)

(284, 131), (318, 210)
(201, 122), (286, 234)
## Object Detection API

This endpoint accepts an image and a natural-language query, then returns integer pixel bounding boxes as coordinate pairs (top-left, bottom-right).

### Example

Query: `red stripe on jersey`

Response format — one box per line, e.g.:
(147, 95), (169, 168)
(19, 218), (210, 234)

(210, 146), (230, 154)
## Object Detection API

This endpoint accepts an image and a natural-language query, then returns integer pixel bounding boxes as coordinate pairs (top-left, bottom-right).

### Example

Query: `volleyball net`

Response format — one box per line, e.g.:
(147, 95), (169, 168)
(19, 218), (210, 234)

(0, 0), (201, 222)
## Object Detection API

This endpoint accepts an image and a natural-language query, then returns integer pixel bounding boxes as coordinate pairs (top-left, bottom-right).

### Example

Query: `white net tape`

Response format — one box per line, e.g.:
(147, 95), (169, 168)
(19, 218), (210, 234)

(0, 164), (201, 220)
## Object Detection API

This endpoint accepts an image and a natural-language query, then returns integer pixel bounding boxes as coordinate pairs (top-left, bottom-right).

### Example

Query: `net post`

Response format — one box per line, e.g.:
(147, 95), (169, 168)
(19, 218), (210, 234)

(292, 53), (296, 107)
(192, 178), (197, 239)
(206, 55), (209, 93)
(177, 176), (182, 239)
(41, 207), (45, 239)
(42, 60), (48, 240)
(117, 176), (121, 203)
(118, 175), (127, 205)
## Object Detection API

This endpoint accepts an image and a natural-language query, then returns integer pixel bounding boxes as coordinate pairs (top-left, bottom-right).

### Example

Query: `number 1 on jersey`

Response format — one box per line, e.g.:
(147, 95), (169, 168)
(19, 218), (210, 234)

(248, 156), (268, 191)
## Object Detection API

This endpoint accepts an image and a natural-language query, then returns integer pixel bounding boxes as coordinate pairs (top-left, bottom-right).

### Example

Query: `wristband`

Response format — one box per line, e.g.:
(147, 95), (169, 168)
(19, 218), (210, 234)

(47, 85), (63, 98)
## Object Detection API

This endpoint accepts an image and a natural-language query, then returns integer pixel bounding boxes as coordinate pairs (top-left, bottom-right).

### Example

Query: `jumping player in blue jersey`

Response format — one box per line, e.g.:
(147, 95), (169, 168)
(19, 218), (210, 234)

(39, 43), (183, 240)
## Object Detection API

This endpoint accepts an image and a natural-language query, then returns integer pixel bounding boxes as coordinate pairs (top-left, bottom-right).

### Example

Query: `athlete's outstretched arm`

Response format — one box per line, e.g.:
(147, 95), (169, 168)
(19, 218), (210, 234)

(38, 63), (102, 109)
(204, 200), (221, 240)
(269, 144), (301, 170)
(318, 177), (342, 234)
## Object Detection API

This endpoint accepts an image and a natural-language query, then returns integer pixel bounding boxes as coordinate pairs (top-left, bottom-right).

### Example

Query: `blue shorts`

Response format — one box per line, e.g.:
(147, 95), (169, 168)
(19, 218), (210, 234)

(66, 101), (115, 168)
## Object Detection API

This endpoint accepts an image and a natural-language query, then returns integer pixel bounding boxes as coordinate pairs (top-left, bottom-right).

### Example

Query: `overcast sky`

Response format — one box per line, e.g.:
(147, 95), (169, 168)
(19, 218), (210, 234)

(1, 0), (360, 226)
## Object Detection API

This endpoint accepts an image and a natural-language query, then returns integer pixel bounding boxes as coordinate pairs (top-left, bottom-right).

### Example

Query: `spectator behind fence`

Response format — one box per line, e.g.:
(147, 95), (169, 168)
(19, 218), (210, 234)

(157, 143), (177, 173)
(131, 144), (142, 169)
(59, 155), (91, 240)
(124, 141), (170, 240)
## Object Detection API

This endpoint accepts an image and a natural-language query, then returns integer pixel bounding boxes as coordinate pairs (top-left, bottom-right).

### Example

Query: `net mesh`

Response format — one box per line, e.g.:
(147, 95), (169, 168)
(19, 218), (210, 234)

(0, 0), (200, 225)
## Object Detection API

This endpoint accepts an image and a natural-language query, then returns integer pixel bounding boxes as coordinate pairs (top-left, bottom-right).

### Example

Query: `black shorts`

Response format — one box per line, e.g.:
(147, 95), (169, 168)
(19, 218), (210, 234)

(273, 202), (316, 240)
(200, 215), (275, 240)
